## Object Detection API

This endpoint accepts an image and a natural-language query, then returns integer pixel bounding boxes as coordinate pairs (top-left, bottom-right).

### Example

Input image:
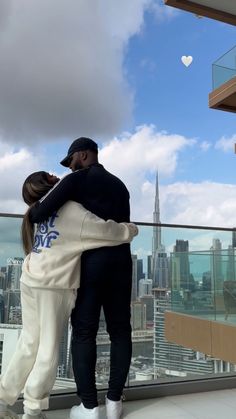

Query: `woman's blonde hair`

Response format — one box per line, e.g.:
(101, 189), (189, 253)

(21, 171), (53, 255)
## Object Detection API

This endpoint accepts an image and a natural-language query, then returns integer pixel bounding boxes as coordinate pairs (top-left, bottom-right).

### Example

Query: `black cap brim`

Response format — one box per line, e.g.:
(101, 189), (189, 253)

(60, 155), (71, 167)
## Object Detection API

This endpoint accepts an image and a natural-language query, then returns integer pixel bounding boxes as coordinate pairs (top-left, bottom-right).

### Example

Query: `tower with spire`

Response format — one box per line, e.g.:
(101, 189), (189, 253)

(152, 171), (169, 288)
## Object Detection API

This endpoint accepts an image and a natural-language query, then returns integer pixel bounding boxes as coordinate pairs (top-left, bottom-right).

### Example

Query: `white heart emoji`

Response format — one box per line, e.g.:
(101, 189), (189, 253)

(181, 55), (193, 67)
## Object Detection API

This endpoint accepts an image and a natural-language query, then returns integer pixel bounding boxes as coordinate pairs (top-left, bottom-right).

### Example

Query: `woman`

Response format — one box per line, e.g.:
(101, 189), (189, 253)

(0, 171), (138, 419)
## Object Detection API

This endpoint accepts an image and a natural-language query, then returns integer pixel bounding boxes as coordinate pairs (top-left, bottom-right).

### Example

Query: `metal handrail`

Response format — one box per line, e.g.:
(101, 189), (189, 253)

(0, 213), (23, 218)
(134, 221), (235, 231)
(0, 212), (235, 231)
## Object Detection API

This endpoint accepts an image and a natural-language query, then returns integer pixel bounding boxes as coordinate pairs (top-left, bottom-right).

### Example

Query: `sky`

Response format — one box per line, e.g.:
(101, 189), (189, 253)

(1, 0), (236, 229)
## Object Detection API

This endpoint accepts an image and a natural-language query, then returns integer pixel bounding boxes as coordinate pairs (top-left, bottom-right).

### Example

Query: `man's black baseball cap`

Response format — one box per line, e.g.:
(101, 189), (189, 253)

(60, 137), (98, 167)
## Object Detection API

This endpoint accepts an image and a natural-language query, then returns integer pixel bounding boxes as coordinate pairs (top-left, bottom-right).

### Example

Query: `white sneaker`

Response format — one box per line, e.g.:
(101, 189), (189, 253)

(22, 413), (47, 419)
(106, 397), (122, 419)
(70, 403), (99, 419)
(0, 408), (19, 419)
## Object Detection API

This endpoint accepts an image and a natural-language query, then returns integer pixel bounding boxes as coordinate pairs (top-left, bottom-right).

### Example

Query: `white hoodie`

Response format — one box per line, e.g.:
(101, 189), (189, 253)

(21, 201), (138, 289)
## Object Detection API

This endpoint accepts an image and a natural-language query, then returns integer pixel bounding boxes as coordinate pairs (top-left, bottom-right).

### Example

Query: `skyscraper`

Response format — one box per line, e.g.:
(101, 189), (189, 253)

(131, 301), (146, 330)
(137, 259), (144, 283)
(152, 172), (162, 254)
(57, 323), (70, 378)
(147, 255), (152, 279)
(152, 172), (169, 288)
(210, 238), (223, 291)
(0, 268), (7, 291)
(139, 279), (153, 298)
(139, 295), (154, 326)
(226, 245), (235, 281)
(7, 257), (23, 290)
(232, 230), (236, 248)
(172, 240), (192, 290)
(131, 254), (138, 301)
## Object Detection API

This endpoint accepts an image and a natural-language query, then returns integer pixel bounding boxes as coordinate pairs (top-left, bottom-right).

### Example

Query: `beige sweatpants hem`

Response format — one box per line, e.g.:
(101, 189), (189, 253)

(0, 282), (76, 410)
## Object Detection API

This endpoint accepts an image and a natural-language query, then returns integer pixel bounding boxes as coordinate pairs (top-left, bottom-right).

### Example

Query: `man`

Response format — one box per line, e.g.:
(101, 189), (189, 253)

(30, 137), (133, 419)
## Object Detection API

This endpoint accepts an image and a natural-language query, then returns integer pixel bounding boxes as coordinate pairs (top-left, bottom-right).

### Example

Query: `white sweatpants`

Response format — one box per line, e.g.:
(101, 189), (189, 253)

(0, 282), (76, 411)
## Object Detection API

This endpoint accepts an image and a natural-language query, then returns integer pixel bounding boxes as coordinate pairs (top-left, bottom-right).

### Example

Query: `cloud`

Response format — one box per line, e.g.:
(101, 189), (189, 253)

(161, 181), (236, 227)
(215, 134), (236, 153)
(100, 124), (195, 177)
(0, 0), (12, 29)
(0, 0), (152, 144)
(0, 141), (43, 213)
(200, 141), (211, 152)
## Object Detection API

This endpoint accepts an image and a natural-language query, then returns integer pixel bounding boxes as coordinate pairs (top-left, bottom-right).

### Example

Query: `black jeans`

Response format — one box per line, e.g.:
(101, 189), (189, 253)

(71, 248), (132, 409)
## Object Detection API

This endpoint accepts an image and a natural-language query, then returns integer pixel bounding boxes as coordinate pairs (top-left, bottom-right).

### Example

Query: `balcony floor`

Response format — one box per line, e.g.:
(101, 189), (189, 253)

(20, 388), (236, 419)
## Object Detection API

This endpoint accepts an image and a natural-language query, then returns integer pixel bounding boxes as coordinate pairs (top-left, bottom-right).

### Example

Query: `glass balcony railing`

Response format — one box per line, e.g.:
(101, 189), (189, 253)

(1, 213), (236, 392)
(212, 45), (236, 89)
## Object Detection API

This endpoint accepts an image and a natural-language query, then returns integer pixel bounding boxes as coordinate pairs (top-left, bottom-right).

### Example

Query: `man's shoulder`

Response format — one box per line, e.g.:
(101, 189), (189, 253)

(93, 166), (129, 194)
(90, 165), (127, 186)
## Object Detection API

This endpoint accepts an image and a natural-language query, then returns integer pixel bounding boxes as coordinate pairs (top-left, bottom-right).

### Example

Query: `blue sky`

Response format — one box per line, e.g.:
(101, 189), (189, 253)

(1, 0), (236, 229)
(126, 8), (236, 183)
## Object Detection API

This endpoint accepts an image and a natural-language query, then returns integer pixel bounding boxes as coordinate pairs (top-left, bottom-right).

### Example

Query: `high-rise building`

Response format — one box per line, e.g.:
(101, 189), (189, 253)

(137, 259), (144, 283)
(3, 290), (21, 324)
(152, 172), (162, 255)
(139, 279), (153, 298)
(226, 245), (235, 281)
(139, 295), (154, 326)
(57, 323), (70, 378)
(7, 257), (23, 290)
(202, 271), (211, 291)
(0, 325), (22, 374)
(0, 291), (5, 323)
(147, 255), (152, 279)
(232, 230), (236, 248)
(153, 251), (169, 288)
(0, 268), (7, 291)
(170, 253), (181, 291)
(131, 301), (146, 330)
(171, 240), (192, 290)
(210, 238), (223, 291)
(131, 254), (138, 301)
(152, 172), (169, 288)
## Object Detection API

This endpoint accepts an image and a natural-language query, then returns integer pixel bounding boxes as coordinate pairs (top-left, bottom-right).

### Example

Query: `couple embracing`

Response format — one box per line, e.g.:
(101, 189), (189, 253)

(0, 137), (138, 419)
